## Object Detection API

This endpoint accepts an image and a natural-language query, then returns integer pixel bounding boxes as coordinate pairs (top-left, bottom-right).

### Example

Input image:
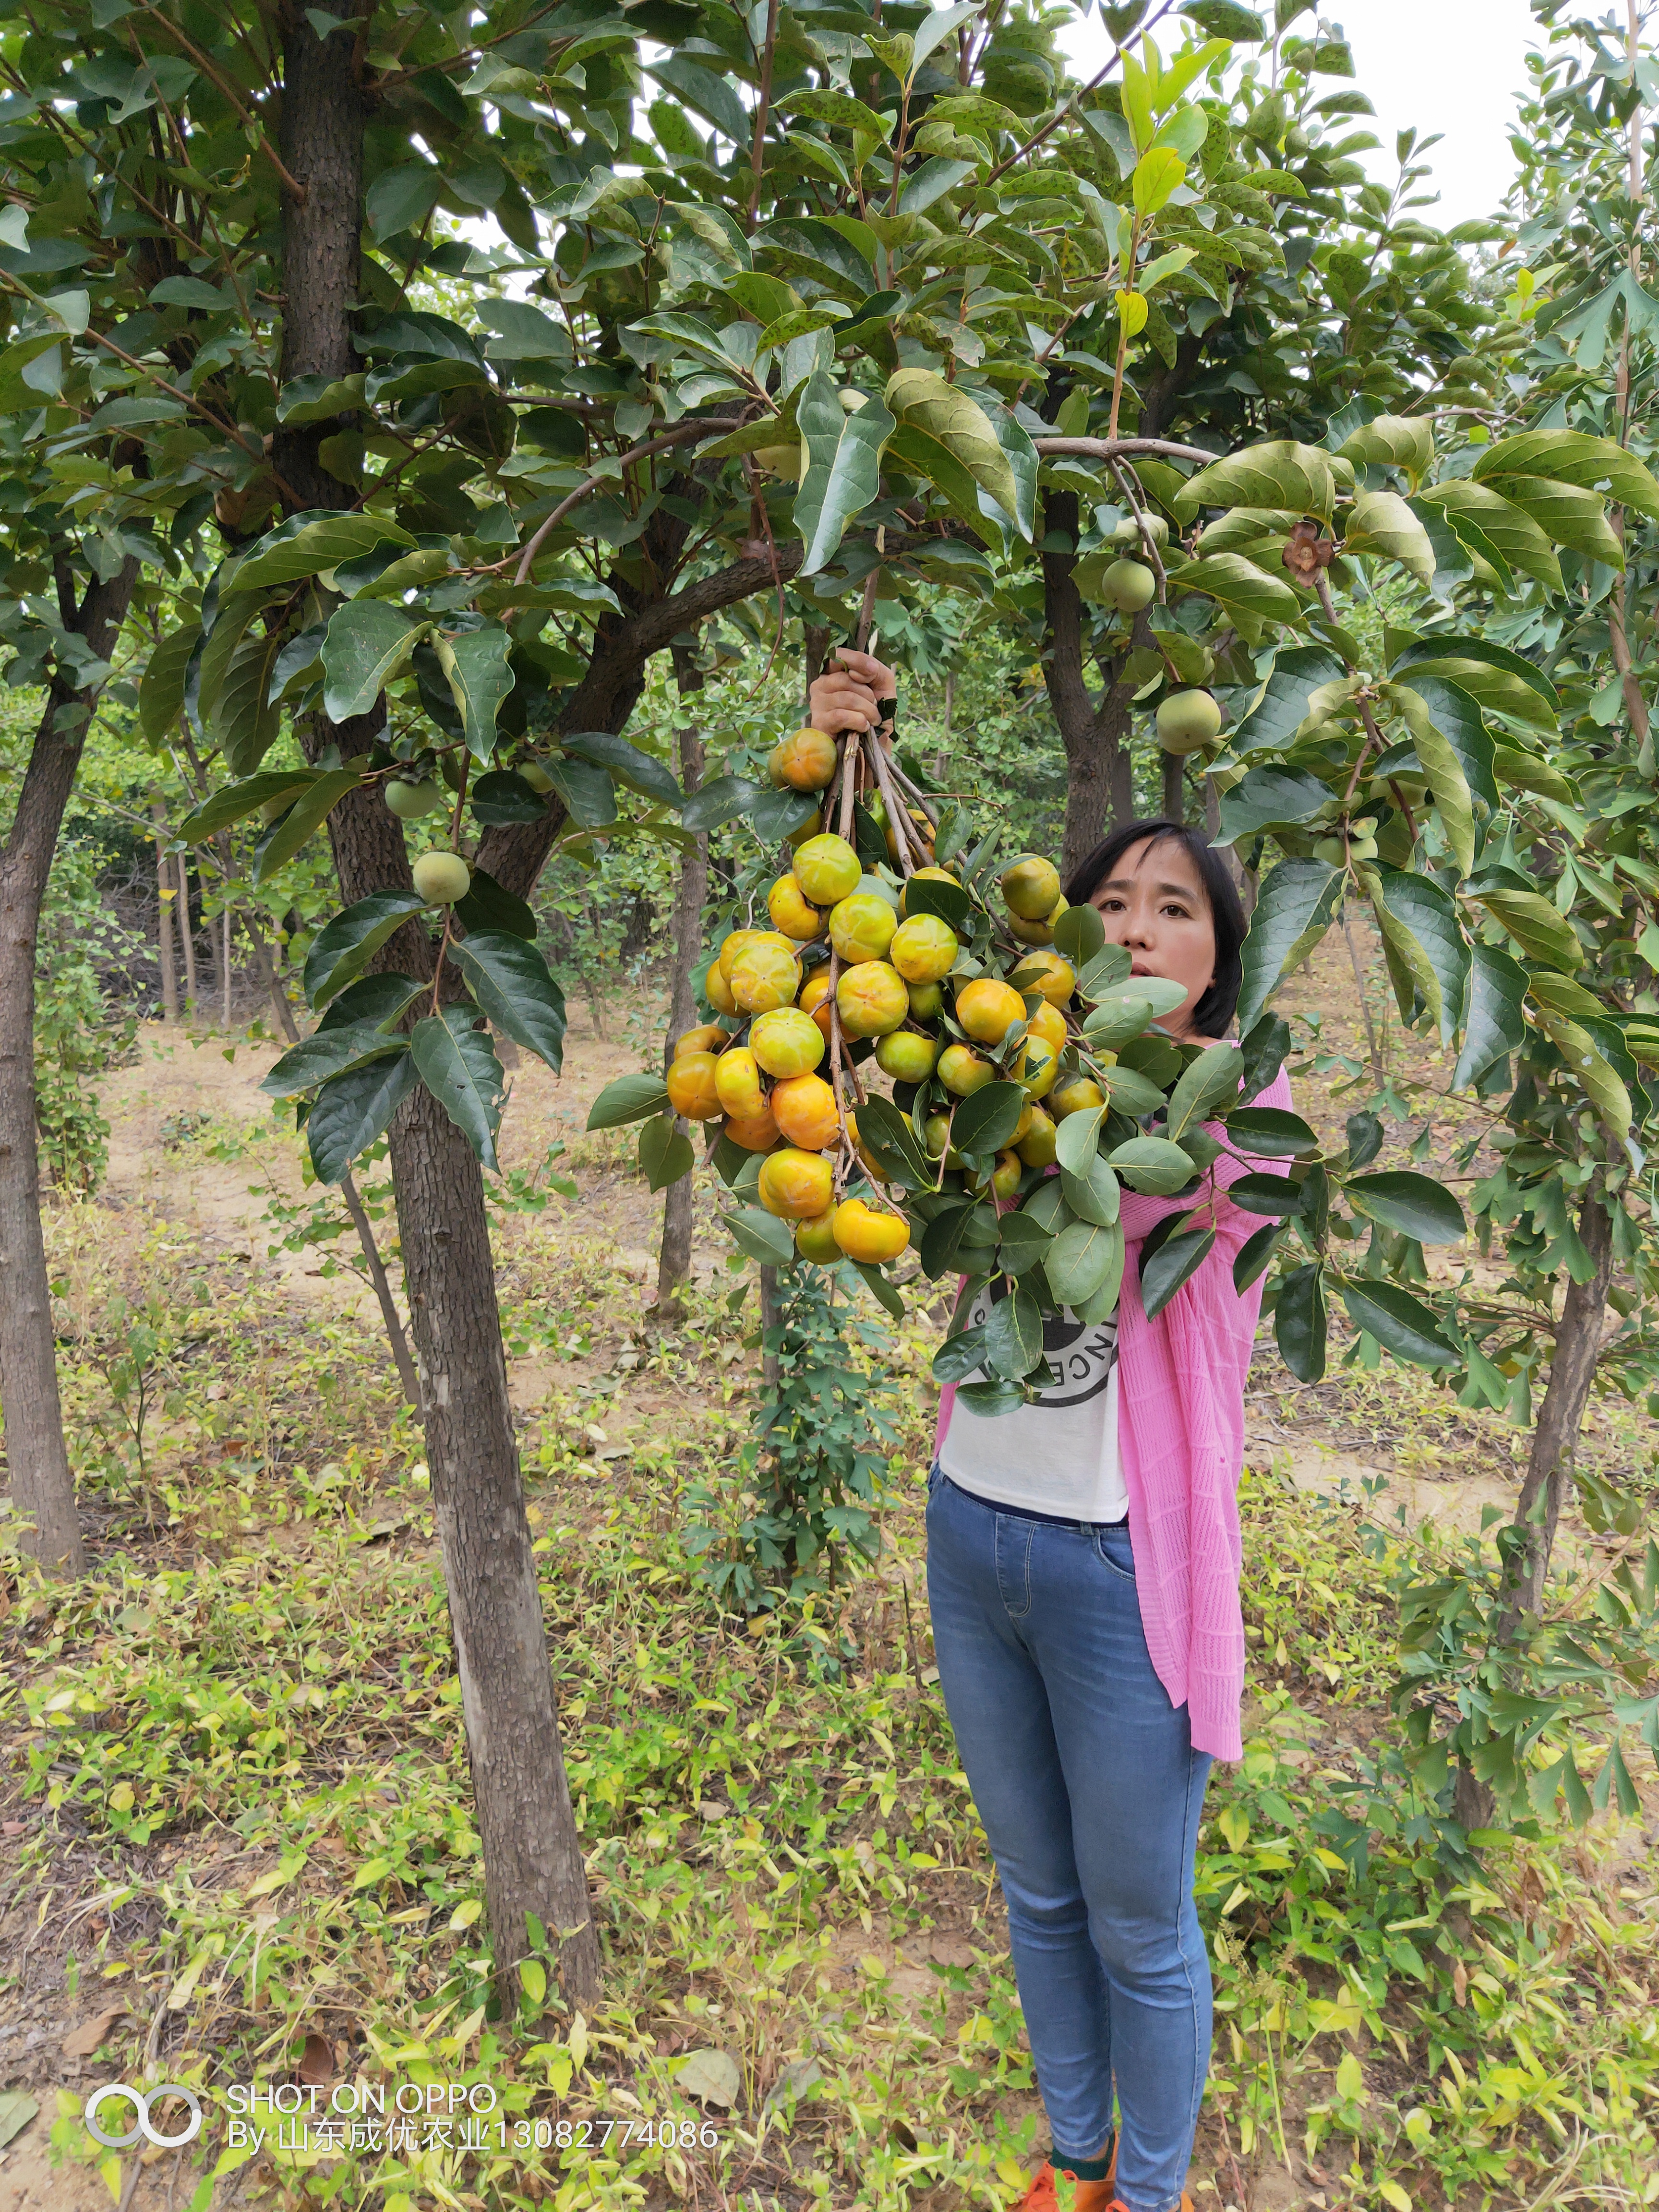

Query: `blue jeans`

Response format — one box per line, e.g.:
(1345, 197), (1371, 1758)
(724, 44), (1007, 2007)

(924, 1464), (1213, 2212)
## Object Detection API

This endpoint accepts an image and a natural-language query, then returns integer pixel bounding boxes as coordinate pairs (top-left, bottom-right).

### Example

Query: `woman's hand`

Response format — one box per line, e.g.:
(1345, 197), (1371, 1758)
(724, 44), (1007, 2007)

(807, 648), (898, 736)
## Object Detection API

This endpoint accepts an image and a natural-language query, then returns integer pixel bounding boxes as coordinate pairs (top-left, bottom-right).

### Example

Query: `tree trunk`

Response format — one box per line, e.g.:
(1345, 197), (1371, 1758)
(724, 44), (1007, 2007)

(656, 665), (708, 1320)
(802, 622), (831, 708)
(1160, 748), (1183, 823)
(1040, 491), (1144, 875)
(153, 803), (179, 1022)
(935, 668), (954, 782)
(277, 6), (600, 2008)
(223, 902), (233, 1028)
(175, 851), (198, 1011)
(759, 1266), (782, 1391)
(0, 559), (138, 1576)
(394, 1077), (599, 1998)
(1506, 1189), (1616, 1619)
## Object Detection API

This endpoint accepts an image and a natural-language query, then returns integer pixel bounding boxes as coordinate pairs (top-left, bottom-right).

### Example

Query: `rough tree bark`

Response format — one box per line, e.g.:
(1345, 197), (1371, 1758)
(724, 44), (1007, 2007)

(1041, 491), (1142, 874)
(1508, 1189), (1616, 1618)
(175, 850), (199, 1010)
(656, 652), (707, 1318)
(1160, 749), (1184, 824)
(0, 558), (138, 1575)
(275, 6), (600, 2007)
(1456, 1189), (1618, 1834)
(153, 802), (179, 1022)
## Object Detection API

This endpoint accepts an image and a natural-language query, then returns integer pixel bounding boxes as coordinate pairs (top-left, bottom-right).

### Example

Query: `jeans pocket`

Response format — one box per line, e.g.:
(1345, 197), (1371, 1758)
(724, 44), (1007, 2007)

(1093, 1521), (1136, 1583)
(926, 1460), (944, 1503)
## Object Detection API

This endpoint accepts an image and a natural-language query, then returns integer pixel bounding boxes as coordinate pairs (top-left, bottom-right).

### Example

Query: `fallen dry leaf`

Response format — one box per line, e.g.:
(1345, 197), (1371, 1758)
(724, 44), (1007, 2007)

(62, 2006), (129, 2059)
(298, 2032), (336, 2087)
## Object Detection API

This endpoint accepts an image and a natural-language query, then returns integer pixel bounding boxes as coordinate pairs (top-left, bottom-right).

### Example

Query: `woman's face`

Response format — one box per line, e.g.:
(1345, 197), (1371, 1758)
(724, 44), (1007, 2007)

(1088, 835), (1218, 1040)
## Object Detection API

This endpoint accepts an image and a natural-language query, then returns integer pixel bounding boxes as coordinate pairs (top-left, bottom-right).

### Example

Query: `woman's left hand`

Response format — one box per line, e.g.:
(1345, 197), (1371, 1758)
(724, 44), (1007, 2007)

(808, 649), (898, 736)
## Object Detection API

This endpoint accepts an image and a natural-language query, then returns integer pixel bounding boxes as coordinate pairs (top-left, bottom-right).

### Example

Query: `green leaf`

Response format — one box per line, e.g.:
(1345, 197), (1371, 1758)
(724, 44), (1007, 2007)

(1470, 427), (1659, 517)
(1341, 1279), (1454, 1367)
(139, 625), (201, 743)
(678, 773), (759, 833)
(316, 974), (425, 1033)
(1225, 1171), (1300, 1215)
(1164, 1039), (1242, 1141)
(1131, 146), (1186, 216)
(452, 929), (567, 1071)
(210, 624), (286, 776)
(1140, 1226), (1215, 1320)
(1391, 637), (1558, 731)
(562, 730), (682, 806)
(455, 867), (537, 941)
(587, 1072), (672, 1131)
(1480, 473), (1624, 568)
(1414, 481), (1561, 592)
(1238, 1011), (1292, 1101)
(855, 1095), (935, 1186)
(411, 1004), (505, 1172)
(321, 601), (428, 723)
(470, 769), (547, 825)
(1052, 904), (1106, 965)
(780, 87), (891, 140)
(639, 1113), (695, 1192)
(1532, 1010), (1633, 1137)
(277, 371), (368, 425)
(1387, 685), (1475, 876)
(793, 371), (896, 575)
(180, 769), (317, 842)
(434, 626), (515, 762)
(983, 1285), (1046, 1377)
(1370, 866), (1468, 1043)
(1046, 1217), (1123, 1308)
(997, 1211), (1055, 1275)
(1060, 1154), (1121, 1229)
(1223, 1106), (1319, 1157)
(726, 1204), (793, 1264)
(307, 1051), (418, 1184)
(1338, 414), (1433, 484)
(1233, 644), (1350, 749)
(227, 510), (414, 595)
(544, 757), (618, 830)
(260, 1022), (406, 1099)
(951, 1080), (1031, 1156)
(1108, 1135), (1198, 1195)
(1236, 859), (1343, 1034)
(1275, 1263), (1327, 1381)
(1054, 1103), (1107, 1175)
(366, 161), (443, 238)
(1182, 439), (1335, 520)
(1454, 942), (1528, 1088)
(1098, 1062), (1168, 1118)
(1215, 765), (1333, 843)
(933, 1322), (991, 1384)
(1173, 552), (1302, 624)
(1180, 0), (1266, 36)
(886, 367), (1023, 531)
(252, 767), (364, 886)
(1344, 1172), (1466, 1243)
(304, 890), (427, 1008)
(1233, 1220), (1286, 1291)
(1472, 884), (1582, 971)
(1343, 490), (1435, 588)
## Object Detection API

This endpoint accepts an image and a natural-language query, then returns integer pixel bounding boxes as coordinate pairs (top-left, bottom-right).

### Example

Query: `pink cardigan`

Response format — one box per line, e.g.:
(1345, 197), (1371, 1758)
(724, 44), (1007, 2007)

(933, 1067), (1294, 1762)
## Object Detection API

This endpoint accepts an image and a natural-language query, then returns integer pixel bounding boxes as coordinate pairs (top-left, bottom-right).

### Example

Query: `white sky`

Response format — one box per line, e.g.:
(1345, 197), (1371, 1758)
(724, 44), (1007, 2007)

(1059, 1), (1539, 230)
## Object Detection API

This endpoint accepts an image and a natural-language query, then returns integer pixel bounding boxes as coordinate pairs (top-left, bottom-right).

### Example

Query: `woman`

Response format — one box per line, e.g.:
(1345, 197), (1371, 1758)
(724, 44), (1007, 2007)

(809, 651), (1293, 2212)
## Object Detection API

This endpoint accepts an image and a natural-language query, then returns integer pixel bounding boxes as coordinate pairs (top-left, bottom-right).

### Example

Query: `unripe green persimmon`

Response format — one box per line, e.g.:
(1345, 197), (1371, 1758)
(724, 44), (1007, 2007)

(385, 778), (444, 819)
(412, 850), (471, 904)
(1155, 689), (1223, 755)
(1100, 559), (1157, 614)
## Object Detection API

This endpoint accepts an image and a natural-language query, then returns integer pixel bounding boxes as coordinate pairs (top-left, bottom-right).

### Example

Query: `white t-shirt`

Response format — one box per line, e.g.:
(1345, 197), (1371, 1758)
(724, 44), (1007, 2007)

(937, 1280), (1128, 1522)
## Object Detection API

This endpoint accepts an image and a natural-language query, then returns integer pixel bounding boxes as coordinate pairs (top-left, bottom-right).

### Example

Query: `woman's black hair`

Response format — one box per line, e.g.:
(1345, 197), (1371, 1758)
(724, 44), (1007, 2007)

(1063, 818), (1246, 1037)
